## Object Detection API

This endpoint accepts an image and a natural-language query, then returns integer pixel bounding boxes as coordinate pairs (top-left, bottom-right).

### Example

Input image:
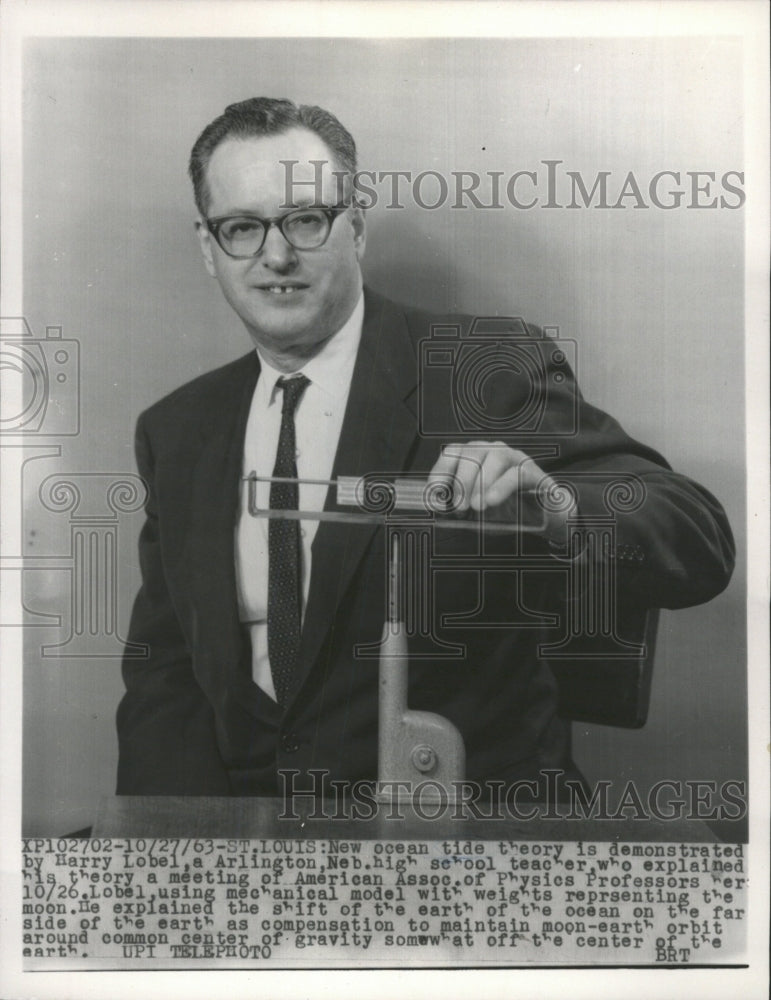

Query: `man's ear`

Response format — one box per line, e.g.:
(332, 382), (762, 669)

(350, 205), (366, 261)
(195, 218), (218, 278)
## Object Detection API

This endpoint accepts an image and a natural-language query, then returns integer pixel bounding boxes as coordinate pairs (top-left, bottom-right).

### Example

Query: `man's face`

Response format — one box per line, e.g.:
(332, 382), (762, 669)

(196, 128), (365, 361)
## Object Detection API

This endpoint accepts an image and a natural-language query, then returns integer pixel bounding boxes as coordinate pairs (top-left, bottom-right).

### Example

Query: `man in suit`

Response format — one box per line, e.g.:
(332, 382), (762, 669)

(116, 98), (735, 800)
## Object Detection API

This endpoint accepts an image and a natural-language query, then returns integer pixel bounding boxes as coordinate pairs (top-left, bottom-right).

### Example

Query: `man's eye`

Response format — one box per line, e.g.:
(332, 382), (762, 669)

(291, 213), (324, 227)
(226, 219), (262, 236)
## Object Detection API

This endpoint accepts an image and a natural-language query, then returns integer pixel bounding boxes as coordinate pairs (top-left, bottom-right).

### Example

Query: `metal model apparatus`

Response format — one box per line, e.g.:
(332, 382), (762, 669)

(375, 530), (466, 802)
(244, 472), (505, 802)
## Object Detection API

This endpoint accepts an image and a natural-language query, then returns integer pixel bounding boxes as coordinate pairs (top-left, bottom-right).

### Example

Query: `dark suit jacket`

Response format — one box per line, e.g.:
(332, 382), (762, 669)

(116, 288), (735, 796)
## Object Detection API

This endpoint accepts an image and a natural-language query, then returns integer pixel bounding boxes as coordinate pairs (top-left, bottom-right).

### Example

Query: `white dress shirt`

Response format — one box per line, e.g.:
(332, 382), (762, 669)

(234, 293), (364, 700)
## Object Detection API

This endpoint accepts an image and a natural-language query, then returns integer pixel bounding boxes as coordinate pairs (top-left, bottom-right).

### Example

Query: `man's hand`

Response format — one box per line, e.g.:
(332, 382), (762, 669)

(428, 441), (576, 545)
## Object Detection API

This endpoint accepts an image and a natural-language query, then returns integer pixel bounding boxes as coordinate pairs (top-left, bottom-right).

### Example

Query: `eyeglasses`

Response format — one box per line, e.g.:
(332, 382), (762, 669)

(205, 204), (350, 258)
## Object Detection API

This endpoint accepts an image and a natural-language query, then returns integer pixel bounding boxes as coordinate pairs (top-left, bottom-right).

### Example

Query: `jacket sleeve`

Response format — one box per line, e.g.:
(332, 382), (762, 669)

(545, 447), (736, 611)
(116, 413), (232, 795)
(530, 350), (736, 611)
(413, 309), (735, 612)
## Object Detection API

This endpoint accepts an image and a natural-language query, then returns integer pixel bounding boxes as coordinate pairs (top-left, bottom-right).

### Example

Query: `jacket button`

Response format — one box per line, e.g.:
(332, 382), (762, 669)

(282, 734), (300, 753)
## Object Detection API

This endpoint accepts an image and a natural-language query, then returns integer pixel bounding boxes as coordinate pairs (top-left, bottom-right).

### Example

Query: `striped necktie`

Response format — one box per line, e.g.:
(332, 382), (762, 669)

(268, 374), (310, 707)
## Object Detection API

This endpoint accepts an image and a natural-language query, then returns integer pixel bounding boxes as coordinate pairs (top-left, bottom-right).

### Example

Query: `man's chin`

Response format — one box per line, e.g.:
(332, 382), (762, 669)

(247, 301), (309, 336)
(245, 317), (328, 358)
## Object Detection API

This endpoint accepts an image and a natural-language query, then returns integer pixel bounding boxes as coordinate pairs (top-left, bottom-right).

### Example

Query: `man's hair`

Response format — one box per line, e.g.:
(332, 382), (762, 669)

(188, 96), (358, 216)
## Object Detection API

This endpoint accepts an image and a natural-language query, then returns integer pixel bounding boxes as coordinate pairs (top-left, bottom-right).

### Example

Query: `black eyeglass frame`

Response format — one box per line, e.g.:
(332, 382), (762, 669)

(205, 203), (351, 258)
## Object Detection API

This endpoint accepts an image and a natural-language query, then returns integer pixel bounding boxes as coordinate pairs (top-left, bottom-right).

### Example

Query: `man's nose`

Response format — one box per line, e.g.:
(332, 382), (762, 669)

(259, 223), (298, 270)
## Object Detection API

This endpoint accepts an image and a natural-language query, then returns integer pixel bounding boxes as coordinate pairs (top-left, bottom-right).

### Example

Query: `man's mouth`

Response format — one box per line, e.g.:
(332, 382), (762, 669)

(258, 284), (308, 296)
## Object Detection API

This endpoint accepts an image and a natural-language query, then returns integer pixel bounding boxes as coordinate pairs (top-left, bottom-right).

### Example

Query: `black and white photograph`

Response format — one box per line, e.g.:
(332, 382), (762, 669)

(1, 1), (768, 998)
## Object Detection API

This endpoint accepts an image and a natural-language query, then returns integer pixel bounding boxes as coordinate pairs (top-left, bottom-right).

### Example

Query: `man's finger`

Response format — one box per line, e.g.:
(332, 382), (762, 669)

(448, 446), (493, 510)
(468, 448), (517, 508)
(473, 464), (520, 510)
(427, 444), (462, 482)
(428, 444), (478, 510)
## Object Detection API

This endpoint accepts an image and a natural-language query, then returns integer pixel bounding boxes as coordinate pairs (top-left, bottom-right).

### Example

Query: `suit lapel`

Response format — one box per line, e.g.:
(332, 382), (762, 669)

(292, 289), (420, 700)
(185, 353), (260, 698)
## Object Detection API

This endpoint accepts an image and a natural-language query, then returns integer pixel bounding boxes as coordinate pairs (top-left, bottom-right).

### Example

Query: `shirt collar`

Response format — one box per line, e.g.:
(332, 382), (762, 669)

(257, 291), (364, 402)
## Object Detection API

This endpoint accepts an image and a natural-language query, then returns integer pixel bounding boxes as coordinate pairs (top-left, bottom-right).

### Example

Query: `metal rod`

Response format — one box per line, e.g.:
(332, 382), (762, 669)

(388, 532), (400, 624)
(246, 506), (544, 534)
(243, 474), (337, 487)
